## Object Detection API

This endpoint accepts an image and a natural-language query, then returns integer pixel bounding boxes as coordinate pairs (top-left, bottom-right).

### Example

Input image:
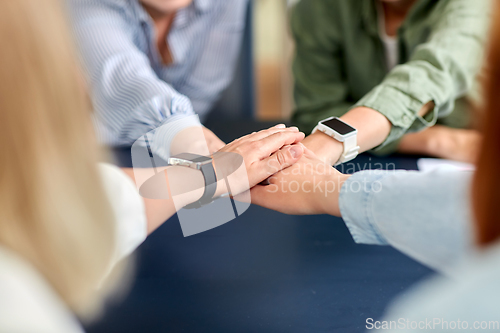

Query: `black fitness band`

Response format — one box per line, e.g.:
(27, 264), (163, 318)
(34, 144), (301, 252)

(184, 160), (217, 209)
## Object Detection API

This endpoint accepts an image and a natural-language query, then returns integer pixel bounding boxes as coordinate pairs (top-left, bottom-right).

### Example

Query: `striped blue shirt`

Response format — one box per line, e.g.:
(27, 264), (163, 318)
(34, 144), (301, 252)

(68, 0), (247, 157)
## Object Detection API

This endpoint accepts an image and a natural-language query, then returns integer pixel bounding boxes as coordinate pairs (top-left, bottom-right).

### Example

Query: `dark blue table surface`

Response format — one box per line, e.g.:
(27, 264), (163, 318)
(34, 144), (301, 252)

(86, 121), (432, 333)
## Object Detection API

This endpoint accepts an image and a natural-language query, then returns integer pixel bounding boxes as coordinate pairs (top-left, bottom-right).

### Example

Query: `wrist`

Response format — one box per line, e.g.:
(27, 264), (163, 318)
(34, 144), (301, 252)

(214, 178), (229, 198)
(165, 166), (205, 207)
(303, 132), (344, 165)
(319, 173), (351, 217)
(175, 165), (230, 207)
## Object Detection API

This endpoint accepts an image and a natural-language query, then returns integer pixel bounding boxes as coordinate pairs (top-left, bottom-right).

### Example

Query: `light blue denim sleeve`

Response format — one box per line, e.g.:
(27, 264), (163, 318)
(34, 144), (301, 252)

(339, 169), (475, 275)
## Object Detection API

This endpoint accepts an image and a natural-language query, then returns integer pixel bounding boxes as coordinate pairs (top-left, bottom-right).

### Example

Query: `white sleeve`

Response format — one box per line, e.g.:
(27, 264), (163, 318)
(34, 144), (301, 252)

(99, 163), (148, 262)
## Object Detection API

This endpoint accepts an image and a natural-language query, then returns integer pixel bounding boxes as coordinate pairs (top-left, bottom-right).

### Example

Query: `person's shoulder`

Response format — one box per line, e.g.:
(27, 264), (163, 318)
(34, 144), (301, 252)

(0, 247), (84, 333)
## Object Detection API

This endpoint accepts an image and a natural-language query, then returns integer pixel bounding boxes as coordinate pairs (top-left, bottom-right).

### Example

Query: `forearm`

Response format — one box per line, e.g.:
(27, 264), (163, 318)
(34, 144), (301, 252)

(302, 107), (391, 165)
(121, 167), (205, 234)
(343, 102), (433, 153)
(398, 125), (482, 164)
(303, 103), (434, 165)
(322, 173), (352, 217)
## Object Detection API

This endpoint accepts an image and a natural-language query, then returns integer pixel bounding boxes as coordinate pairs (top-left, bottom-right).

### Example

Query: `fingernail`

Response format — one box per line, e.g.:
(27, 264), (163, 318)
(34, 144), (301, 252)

(274, 124), (286, 128)
(289, 126), (299, 131)
(290, 145), (303, 158)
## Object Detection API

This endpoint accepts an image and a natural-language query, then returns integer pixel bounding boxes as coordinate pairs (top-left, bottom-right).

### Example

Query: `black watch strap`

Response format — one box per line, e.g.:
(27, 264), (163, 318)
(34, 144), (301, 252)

(184, 160), (217, 209)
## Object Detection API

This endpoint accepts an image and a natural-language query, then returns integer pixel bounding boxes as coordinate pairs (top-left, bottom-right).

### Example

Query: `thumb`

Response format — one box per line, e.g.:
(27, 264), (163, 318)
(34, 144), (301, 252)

(258, 144), (303, 179)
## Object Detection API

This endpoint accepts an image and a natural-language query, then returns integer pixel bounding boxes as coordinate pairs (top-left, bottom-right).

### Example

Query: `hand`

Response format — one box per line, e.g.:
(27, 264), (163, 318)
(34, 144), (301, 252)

(214, 125), (306, 196)
(251, 146), (350, 216)
(203, 127), (225, 153)
(398, 125), (482, 164)
(133, 125), (306, 231)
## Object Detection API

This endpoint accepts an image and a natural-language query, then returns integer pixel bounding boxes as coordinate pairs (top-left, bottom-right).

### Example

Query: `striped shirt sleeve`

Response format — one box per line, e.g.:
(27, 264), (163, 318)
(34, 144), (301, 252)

(69, 0), (199, 157)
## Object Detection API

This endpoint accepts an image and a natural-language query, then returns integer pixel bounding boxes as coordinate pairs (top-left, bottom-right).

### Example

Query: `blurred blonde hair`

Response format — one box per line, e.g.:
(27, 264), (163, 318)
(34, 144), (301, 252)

(0, 0), (117, 318)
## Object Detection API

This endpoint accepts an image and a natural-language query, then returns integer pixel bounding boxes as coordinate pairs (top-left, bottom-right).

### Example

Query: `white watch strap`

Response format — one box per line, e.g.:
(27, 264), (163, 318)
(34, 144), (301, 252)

(312, 124), (360, 166)
(336, 135), (360, 166)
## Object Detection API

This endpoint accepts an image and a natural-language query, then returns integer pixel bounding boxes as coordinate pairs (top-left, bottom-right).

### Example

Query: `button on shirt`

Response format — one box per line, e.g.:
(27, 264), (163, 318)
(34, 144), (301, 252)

(68, 0), (247, 158)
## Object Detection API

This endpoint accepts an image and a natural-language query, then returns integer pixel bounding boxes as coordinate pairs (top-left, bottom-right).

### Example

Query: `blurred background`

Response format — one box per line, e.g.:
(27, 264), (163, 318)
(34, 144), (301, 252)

(205, 0), (294, 125)
(253, 0), (295, 120)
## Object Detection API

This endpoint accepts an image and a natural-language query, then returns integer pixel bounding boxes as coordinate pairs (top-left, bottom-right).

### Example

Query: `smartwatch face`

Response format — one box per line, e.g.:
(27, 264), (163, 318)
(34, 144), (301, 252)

(321, 118), (356, 135)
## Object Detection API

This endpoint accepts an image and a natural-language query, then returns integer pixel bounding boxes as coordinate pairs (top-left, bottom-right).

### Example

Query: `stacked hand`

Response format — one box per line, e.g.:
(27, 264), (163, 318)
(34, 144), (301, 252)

(206, 125), (349, 217)
(133, 125), (307, 233)
(250, 146), (349, 216)
(168, 124), (350, 216)
(213, 125), (306, 197)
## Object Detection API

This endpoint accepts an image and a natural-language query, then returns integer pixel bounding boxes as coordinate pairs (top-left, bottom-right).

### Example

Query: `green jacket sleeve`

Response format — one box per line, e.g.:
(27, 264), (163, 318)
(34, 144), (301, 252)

(356, 0), (491, 149)
(291, 1), (352, 134)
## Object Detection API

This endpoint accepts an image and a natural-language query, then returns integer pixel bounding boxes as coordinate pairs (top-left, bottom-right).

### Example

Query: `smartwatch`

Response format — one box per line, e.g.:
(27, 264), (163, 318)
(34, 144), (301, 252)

(167, 153), (217, 209)
(311, 117), (360, 166)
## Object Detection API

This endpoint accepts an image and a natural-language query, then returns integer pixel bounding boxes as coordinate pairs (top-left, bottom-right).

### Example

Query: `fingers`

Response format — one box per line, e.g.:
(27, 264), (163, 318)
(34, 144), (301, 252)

(223, 126), (299, 152)
(242, 125), (300, 142)
(223, 128), (304, 162)
(252, 144), (304, 183)
(251, 131), (305, 158)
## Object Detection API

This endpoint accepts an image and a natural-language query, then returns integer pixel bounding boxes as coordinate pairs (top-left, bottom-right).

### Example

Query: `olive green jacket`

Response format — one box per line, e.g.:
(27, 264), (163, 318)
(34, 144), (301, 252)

(291, 0), (491, 151)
